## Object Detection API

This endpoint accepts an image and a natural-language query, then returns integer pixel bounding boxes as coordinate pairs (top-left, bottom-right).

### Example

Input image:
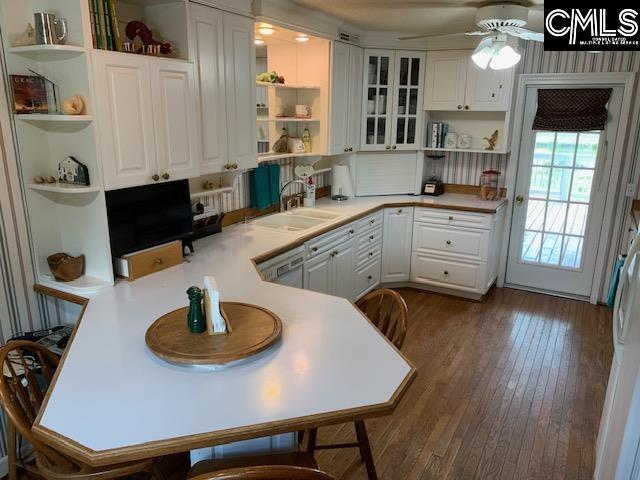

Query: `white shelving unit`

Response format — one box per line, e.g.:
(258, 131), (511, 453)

(1, 0), (115, 294)
(258, 152), (322, 162)
(29, 183), (101, 194)
(268, 117), (320, 122)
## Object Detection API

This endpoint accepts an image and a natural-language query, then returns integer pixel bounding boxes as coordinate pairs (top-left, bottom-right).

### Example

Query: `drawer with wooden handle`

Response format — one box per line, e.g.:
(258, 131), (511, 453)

(356, 242), (382, 268)
(413, 207), (494, 230)
(410, 253), (486, 293)
(412, 223), (490, 261)
(356, 226), (383, 253)
(116, 241), (183, 281)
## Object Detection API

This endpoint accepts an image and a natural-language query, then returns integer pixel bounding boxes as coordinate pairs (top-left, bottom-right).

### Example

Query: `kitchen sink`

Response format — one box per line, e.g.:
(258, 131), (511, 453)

(251, 209), (343, 232)
(286, 208), (343, 220)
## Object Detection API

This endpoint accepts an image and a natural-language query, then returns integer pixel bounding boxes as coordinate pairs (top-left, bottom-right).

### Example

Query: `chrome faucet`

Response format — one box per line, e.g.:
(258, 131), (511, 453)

(279, 179), (307, 212)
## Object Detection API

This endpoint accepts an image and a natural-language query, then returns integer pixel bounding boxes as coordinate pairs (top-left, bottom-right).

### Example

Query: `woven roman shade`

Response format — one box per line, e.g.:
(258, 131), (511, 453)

(532, 88), (612, 131)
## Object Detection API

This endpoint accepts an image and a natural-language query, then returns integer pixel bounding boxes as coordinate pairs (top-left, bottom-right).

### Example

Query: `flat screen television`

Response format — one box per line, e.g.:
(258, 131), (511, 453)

(106, 180), (193, 258)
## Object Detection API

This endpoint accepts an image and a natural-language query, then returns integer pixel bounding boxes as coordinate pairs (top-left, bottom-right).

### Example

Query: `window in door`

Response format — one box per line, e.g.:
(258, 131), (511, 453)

(521, 131), (600, 270)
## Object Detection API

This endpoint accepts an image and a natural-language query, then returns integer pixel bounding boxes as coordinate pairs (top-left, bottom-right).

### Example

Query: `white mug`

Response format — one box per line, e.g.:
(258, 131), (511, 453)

(445, 133), (458, 149)
(295, 105), (311, 117)
(457, 134), (471, 149)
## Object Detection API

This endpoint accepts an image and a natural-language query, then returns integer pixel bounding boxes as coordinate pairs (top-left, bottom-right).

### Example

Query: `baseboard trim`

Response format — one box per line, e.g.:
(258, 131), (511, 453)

(379, 281), (488, 301)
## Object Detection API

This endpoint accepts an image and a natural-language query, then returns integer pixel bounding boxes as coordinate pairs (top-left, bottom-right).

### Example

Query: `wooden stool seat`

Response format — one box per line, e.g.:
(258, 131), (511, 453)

(187, 452), (321, 479)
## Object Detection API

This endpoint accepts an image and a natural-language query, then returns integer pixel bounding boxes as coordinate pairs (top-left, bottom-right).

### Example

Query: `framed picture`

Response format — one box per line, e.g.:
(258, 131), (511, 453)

(10, 75), (48, 114)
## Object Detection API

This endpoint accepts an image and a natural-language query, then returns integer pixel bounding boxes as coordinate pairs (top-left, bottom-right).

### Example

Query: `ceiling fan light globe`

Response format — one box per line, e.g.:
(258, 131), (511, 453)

(472, 50), (492, 69)
(489, 45), (521, 70)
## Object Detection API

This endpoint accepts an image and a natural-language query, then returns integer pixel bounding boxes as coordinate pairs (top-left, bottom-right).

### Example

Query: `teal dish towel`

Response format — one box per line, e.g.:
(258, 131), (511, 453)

(268, 164), (280, 205)
(250, 165), (271, 210)
(606, 257), (625, 307)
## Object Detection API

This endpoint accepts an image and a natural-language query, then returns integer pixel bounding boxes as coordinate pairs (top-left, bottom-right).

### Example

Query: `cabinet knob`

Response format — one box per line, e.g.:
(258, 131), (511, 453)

(444, 270), (449, 275)
(367, 275), (373, 281)
(457, 105), (462, 110)
(152, 174), (160, 181)
(162, 173), (170, 180)
(369, 252), (373, 257)
(385, 145), (391, 150)
(154, 258), (163, 265)
(446, 240), (452, 245)
(398, 209), (402, 213)
(516, 195), (524, 205)
(448, 216), (454, 221)
(344, 148), (349, 152)
(224, 164), (230, 170)
(349, 147), (353, 152)
(231, 163), (238, 169)
(392, 145), (397, 150)
(369, 235), (374, 240)
(370, 219), (375, 224)
(312, 247), (318, 252)
(464, 105), (469, 110)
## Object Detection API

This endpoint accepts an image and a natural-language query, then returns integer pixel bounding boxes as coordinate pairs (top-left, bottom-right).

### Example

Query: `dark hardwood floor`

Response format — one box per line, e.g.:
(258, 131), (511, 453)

(120, 287), (614, 480)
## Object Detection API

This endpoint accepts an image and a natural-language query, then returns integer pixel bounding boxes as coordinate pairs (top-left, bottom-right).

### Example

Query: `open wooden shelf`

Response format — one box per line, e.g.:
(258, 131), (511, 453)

(269, 117), (320, 122)
(39, 273), (112, 295)
(256, 81), (320, 90)
(9, 44), (86, 60)
(422, 147), (509, 155)
(258, 152), (322, 162)
(29, 183), (101, 194)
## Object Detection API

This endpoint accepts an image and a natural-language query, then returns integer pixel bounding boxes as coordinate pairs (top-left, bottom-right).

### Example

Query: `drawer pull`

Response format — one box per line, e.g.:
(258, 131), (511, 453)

(312, 247), (318, 252)
(370, 219), (375, 224)
(349, 229), (355, 234)
(398, 209), (402, 213)
(162, 173), (170, 180)
(446, 240), (452, 245)
(369, 252), (373, 257)
(152, 174), (160, 182)
(367, 275), (373, 281)
(443, 270), (449, 275)
(448, 216), (454, 221)
(154, 258), (163, 265)
(369, 235), (374, 240)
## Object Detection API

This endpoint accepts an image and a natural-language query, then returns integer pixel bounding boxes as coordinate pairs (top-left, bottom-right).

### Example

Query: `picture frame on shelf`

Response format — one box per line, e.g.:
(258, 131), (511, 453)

(10, 75), (48, 114)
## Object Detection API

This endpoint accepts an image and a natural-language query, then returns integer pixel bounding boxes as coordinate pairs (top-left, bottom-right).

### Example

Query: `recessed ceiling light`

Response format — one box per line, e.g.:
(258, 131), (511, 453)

(254, 38), (265, 45)
(295, 35), (310, 43)
(258, 27), (275, 35)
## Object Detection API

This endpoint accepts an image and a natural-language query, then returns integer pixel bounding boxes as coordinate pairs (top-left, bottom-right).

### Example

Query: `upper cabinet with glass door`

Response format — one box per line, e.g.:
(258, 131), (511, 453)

(361, 50), (425, 151)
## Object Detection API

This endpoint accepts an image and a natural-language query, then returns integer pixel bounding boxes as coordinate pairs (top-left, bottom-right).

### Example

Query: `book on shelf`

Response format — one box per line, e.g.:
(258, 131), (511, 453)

(102, 0), (114, 50)
(96, 0), (108, 49)
(88, 0), (97, 48)
(426, 122), (449, 148)
(92, 0), (103, 49)
(90, 0), (121, 51)
(108, 0), (123, 51)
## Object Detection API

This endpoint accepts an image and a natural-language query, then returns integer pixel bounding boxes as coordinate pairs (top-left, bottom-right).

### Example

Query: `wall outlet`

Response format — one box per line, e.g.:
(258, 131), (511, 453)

(626, 183), (637, 197)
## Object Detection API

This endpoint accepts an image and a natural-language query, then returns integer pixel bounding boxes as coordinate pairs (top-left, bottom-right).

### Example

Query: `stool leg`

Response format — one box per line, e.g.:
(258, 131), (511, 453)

(354, 420), (377, 480)
(306, 428), (318, 454)
(7, 420), (18, 480)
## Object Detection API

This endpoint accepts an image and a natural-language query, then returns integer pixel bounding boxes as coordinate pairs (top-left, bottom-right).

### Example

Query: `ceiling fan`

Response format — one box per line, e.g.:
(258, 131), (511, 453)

(399, 3), (543, 70)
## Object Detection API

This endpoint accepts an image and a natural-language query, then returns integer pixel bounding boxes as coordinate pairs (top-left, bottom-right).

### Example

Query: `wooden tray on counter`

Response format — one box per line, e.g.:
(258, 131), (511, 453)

(145, 302), (282, 366)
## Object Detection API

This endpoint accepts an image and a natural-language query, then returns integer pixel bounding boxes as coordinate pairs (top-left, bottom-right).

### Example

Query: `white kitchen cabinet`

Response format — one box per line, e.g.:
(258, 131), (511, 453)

(304, 242), (355, 298)
(304, 250), (332, 295)
(190, 3), (228, 175)
(361, 49), (424, 151)
(189, 5), (257, 174)
(381, 207), (413, 282)
(223, 11), (257, 171)
(150, 59), (200, 181)
(329, 41), (363, 155)
(410, 206), (505, 297)
(424, 50), (513, 112)
(93, 51), (157, 190)
(93, 51), (199, 190)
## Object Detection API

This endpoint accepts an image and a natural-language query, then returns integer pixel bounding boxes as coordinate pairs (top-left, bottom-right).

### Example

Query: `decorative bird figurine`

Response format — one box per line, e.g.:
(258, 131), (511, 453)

(482, 130), (499, 151)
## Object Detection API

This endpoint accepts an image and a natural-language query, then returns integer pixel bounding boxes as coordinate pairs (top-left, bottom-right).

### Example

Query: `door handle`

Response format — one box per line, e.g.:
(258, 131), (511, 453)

(515, 195), (524, 205)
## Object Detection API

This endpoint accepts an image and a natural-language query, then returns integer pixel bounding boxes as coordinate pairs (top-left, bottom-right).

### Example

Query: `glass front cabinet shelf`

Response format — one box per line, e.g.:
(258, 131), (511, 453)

(361, 49), (425, 151)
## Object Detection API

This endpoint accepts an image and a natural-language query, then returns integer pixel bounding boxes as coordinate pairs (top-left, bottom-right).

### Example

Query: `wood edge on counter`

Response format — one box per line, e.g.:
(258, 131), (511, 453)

(31, 282), (417, 467)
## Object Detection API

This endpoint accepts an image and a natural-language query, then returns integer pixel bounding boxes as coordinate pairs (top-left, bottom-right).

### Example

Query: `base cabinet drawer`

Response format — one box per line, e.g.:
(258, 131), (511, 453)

(356, 243), (382, 268)
(410, 253), (486, 293)
(413, 223), (490, 261)
(414, 207), (493, 229)
(354, 259), (381, 300)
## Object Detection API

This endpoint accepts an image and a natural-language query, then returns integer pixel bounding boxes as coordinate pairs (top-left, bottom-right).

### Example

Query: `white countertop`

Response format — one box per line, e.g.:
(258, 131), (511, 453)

(35, 193), (504, 465)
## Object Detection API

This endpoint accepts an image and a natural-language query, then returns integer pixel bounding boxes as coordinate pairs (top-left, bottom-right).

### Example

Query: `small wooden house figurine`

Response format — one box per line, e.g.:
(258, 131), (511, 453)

(58, 156), (90, 186)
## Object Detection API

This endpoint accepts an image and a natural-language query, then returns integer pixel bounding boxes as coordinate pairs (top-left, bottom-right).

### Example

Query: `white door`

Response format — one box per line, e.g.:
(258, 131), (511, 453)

(223, 11), (257, 171)
(304, 252), (332, 295)
(93, 51), (157, 190)
(361, 49), (395, 151)
(506, 85), (624, 297)
(465, 60), (513, 111)
(150, 59), (200, 181)
(381, 207), (413, 282)
(329, 41), (350, 155)
(190, 3), (229, 174)
(391, 51), (424, 150)
(347, 44), (363, 152)
(332, 241), (356, 299)
(423, 50), (467, 111)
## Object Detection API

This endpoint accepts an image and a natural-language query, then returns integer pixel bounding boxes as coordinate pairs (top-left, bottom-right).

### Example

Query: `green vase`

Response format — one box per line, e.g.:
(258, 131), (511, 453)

(186, 286), (206, 334)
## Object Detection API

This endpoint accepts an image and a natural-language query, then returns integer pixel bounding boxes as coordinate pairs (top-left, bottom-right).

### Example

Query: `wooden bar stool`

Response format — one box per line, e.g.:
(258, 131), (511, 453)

(306, 289), (409, 480)
(187, 452), (333, 479)
(0, 340), (166, 480)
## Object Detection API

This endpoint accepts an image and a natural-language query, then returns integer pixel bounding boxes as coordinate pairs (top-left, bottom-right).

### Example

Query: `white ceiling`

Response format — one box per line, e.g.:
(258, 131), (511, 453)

(291, 0), (544, 37)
